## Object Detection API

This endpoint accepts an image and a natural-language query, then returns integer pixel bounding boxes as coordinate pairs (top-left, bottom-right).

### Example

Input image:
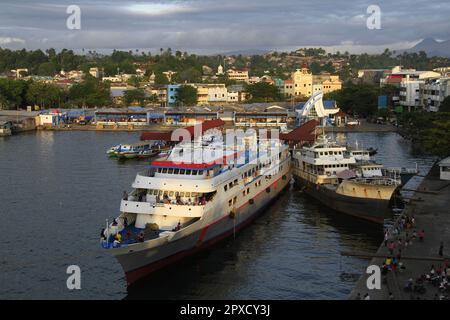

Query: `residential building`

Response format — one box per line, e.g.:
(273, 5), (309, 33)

(226, 84), (246, 103)
(167, 84), (180, 105)
(357, 69), (391, 85)
(89, 67), (103, 78)
(420, 77), (450, 112)
(380, 66), (441, 112)
(314, 74), (342, 94)
(283, 79), (295, 98)
(226, 68), (249, 82)
(103, 76), (123, 83)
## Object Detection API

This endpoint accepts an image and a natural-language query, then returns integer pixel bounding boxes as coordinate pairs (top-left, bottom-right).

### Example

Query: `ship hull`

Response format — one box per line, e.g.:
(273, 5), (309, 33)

(114, 171), (292, 286)
(293, 175), (390, 223)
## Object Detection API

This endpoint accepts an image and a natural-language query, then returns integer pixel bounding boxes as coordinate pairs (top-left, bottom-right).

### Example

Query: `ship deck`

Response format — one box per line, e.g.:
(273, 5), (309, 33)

(102, 223), (162, 248)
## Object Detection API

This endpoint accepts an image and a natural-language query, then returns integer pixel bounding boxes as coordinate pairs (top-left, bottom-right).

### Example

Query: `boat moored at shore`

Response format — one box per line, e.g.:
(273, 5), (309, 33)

(107, 141), (167, 160)
(292, 134), (401, 223)
(101, 126), (292, 286)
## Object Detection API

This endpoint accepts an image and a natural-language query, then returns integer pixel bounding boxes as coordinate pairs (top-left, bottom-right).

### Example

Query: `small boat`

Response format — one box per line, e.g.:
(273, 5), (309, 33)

(107, 141), (167, 160)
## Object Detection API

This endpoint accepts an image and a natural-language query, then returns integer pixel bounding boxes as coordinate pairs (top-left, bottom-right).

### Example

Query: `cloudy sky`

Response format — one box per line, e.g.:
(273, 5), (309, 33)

(1, 0), (449, 54)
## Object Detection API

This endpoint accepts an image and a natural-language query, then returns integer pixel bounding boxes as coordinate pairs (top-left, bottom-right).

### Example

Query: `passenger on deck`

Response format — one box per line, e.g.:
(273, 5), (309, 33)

(188, 198), (192, 205)
(123, 191), (128, 200)
(176, 196), (184, 205)
(123, 217), (128, 228)
(100, 228), (106, 240)
(115, 233), (122, 242)
(137, 232), (145, 242)
(112, 219), (118, 226)
(175, 222), (181, 231)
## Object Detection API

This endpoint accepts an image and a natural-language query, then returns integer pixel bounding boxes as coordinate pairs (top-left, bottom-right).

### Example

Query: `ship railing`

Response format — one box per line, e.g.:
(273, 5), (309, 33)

(353, 177), (400, 186)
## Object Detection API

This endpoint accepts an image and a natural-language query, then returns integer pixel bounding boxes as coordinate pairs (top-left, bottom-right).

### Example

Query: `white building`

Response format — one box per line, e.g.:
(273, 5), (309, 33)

(89, 67), (103, 78)
(216, 65), (224, 76)
(398, 71), (441, 111)
(226, 85), (246, 103)
(439, 157), (450, 181)
(420, 77), (450, 112)
(207, 85), (228, 103)
(103, 76), (123, 83)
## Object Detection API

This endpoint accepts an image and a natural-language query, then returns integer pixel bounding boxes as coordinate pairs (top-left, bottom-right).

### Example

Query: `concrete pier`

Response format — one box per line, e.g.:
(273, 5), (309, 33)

(348, 163), (450, 300)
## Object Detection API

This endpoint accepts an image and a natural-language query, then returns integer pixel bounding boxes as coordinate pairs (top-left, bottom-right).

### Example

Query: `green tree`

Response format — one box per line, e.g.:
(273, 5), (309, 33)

(176, 85), (198, 106)
(26, 81), (64, 108)
(127, 75), (141, 88)
(439, 96), (450, 112)
(154, 73), (169, 85)
(245, 82), (282, 102)
(68, 75), (111, 107)
(124, 89), (146, 105)
(0, 78), (29, 109)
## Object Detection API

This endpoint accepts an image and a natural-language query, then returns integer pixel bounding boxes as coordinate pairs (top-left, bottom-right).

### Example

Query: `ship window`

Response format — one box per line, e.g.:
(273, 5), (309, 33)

(234, 179), (238, 185)
(180, 192), (185, 197)
(192, 170), (198, 175)
(153, 190), (158, 195)
(186, 170), (191, 175)
(163, 191), (168, 196)
(179, 170), (185, 174)
(229, 182), (233, 188)
(247, 188), (250, 194)
(162, 168), (168, 173)
(168, 169), (174, 174)
(229, 199), (232, 206)
(243, 191), (246, 196)
(233, 196), (237, 204)
(224, 185), (228, 191)
(185, 192), (190, 197)
(169, 191), (174, 196)
(174, 169), (179, 174)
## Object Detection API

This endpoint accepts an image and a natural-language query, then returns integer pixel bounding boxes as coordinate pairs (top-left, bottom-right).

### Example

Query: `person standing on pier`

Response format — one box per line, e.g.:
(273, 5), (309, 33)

(439, 242), (444, 257)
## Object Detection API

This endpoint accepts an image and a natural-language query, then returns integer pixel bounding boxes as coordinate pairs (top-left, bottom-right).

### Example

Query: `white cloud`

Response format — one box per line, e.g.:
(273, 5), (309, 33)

(0, 37), (25, 45)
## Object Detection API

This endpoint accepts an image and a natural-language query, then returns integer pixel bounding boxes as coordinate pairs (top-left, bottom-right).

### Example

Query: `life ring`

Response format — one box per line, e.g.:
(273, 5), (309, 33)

(266, 187), (271, 193)
(249, 198), (255, 205)
(229, 210), (236, 219)
(326, 172), (331, 177)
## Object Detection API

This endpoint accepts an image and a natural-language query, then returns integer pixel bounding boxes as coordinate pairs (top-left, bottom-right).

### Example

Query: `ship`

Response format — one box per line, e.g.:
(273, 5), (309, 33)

(107, 140), (168, 160)
(101, 124), (292, 286)
(292, 134), (401, 223)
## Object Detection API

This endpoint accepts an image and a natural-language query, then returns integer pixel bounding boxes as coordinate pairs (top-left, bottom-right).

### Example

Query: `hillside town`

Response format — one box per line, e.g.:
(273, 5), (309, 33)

(1, 48), (450, 157)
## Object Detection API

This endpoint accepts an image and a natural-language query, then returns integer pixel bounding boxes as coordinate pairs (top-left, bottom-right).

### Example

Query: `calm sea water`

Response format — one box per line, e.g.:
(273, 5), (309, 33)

(0, 130), (434, 299)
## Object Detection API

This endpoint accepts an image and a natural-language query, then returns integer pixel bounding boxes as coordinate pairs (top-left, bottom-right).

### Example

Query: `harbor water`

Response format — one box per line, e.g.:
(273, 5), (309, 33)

(0, 131), (434, 299)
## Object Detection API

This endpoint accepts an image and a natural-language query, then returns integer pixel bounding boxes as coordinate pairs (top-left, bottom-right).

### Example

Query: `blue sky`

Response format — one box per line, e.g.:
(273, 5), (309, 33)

(0, 0), (449, 53)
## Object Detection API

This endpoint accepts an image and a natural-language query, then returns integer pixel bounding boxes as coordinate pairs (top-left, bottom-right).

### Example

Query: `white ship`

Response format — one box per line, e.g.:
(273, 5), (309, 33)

(101, 126), (292, 286)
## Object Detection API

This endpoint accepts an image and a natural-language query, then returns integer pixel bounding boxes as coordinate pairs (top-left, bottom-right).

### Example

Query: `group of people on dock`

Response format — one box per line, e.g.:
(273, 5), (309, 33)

(355, 211), (449, 300)
(383, 212), (449, 300)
